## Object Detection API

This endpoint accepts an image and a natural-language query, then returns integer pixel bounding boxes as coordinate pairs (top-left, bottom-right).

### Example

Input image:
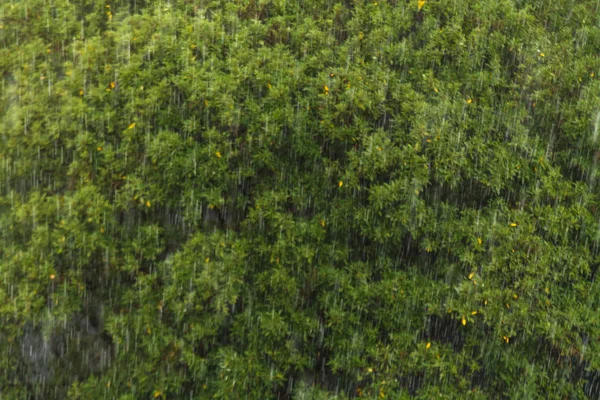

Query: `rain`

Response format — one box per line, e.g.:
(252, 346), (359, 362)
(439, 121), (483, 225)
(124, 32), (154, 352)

(1, 0), (600, 399)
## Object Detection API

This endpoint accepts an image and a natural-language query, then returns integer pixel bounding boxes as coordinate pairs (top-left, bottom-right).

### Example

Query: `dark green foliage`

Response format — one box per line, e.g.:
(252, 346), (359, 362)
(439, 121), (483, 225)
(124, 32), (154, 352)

(1, 0), (600, 398)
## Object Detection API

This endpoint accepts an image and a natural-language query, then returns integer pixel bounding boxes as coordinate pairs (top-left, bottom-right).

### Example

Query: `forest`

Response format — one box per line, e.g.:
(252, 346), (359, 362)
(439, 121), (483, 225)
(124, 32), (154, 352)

(1, 0), (600, 398)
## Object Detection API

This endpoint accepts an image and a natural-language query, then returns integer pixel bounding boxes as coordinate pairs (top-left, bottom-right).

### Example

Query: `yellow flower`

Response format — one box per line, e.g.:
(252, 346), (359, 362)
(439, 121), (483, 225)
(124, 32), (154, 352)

(467, 98), (472, 104)
(503, 336), (509, 343)
(205, 258), (210, 263)
(109, 81), (115, 89)
(477, 237), (482, 245)
(510, 223), (517, 227)
(154, 391), (161, 398)
(128, 122), (136, 129)
(320, 219), (325, 227)
(97, 146), (103, 151)
(50, 274), (56, 280)
(338, 181), (343, 187)
(468, 272), (475, 279)
(539, 52), (545, 57)
(146, 201), (151, 207)
(462, 317), (466, 326)
(418, 0), (426, 10)
(426, 342), (431, 349)
(215, 151), (222, 158)
(471, 311), (477, 315)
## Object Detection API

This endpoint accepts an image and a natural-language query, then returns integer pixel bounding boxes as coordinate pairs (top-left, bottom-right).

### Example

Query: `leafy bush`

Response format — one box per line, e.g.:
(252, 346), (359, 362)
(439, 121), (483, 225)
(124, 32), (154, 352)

(1, 0), (600, 398)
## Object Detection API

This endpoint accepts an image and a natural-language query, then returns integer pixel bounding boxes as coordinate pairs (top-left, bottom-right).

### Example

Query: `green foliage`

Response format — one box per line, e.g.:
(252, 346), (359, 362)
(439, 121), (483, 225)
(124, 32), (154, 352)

(2, 0), (600, 398)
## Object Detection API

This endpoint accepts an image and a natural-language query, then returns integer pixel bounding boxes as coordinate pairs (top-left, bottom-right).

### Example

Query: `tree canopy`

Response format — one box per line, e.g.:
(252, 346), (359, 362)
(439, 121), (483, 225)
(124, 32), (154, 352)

(1, 0), (600, 398)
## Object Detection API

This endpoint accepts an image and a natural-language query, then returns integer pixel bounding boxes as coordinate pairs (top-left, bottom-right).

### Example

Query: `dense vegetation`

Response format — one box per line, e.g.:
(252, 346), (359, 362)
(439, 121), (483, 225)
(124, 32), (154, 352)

(1, 0), (600, 398)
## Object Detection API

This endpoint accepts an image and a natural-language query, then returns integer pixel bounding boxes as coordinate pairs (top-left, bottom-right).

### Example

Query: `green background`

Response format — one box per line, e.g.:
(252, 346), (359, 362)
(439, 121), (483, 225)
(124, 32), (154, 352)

(1, 0), (600, 398)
